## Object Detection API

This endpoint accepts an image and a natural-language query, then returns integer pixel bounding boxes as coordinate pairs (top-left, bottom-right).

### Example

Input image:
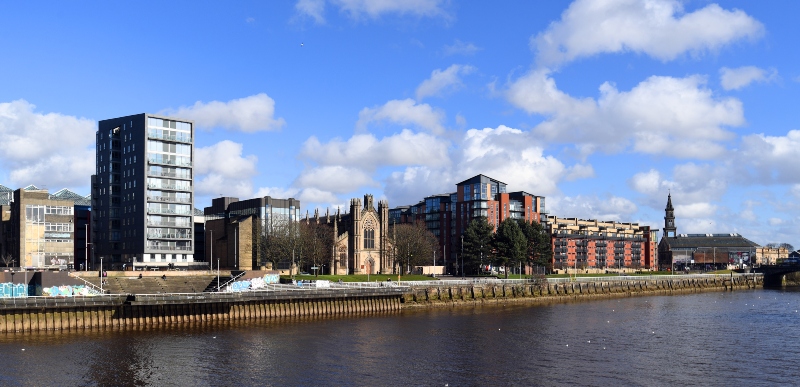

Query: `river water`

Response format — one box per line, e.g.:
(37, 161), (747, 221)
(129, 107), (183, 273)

(1, 289), (798, 386)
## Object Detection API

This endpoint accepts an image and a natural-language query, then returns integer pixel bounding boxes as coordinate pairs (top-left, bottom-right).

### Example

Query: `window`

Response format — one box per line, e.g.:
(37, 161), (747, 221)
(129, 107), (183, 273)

(364, 229), (374, 248)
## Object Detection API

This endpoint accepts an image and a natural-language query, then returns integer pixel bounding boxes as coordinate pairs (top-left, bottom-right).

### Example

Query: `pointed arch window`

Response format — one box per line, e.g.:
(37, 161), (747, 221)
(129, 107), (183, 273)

(364, 219), (375, 249)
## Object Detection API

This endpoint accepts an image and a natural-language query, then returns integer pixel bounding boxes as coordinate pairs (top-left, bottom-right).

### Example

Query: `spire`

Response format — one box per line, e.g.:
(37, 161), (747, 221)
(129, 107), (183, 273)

(664, 192), (676, 238)
(665, 192), (674, 211)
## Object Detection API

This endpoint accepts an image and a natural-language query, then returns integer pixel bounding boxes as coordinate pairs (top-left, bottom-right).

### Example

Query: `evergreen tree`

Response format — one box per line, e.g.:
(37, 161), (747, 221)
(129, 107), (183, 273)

(517, 218), (554, 273)
(462, 217), (494, 275)
(494, 218), (527, 278)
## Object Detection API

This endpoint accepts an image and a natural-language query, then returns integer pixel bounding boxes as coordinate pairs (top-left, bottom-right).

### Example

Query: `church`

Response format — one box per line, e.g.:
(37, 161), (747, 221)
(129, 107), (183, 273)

(658, 193), (759, 270)
(308, 194), (395, 275)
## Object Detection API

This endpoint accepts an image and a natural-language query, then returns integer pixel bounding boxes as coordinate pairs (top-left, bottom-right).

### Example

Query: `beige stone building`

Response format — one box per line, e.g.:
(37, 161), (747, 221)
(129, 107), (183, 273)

(755, 246), (788, 265)
(5, 188), (76, 269)
(313, 194), (394, 275)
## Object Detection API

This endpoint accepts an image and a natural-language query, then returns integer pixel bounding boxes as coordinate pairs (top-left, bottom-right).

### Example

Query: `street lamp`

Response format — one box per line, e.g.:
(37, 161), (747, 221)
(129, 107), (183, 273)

(461, 235), (464, 279)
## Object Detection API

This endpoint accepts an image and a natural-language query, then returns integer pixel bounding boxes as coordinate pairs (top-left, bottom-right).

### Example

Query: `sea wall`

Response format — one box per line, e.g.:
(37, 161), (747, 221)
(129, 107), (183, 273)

(0, 276), (762, 333)
(0, 289), (402, 333)
(401, 275), (762, 307)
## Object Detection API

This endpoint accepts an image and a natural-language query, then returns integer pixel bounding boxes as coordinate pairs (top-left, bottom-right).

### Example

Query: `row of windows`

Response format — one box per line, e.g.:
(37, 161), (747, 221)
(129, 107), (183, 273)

(146, 177), (191, 191)
(147, 203), (191, 215)
(148, 128), (192, 143)
(148, 140), (191, 155)
(148, 118), (191, 132)
(148, 153), (191, 167)
(26, 205), (74, 223)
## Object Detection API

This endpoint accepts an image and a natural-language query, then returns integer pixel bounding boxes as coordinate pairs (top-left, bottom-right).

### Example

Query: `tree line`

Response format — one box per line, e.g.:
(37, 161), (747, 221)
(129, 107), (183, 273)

(461, 217), (552, 277)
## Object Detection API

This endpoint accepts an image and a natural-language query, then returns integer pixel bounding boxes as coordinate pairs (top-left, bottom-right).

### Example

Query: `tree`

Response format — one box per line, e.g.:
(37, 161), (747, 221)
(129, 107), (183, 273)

(256, 215), (303, 274)
(391, 221), (438, 274)
(517, 219), (553, 272)
(0, 254), (14, 268)
(462, 217), (494, 275)
(299, 221), (333, 276)
(493, 219), (526, 278)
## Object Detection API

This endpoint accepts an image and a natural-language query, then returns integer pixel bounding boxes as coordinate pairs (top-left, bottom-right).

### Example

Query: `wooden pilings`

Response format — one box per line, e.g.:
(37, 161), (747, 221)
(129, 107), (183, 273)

(0, 295), (403, 333)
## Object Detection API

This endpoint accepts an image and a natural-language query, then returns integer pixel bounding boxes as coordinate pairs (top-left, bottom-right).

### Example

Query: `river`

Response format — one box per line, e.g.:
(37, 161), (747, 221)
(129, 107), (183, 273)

(0, 289), (798, 386)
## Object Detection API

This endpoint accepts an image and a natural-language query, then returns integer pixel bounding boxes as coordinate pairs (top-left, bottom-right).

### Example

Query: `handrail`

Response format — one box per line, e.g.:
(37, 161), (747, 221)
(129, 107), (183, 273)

(219, 271), (247, 291)
(71, 275), (105, 294)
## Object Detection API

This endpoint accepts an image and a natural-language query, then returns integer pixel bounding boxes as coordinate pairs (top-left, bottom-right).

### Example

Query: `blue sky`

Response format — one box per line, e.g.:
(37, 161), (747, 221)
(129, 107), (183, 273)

(1, 0), (799, 246)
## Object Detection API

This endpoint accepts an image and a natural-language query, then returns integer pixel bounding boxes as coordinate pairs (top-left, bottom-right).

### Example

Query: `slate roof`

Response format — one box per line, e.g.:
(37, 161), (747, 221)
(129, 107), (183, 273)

(661, 234), (760, 249)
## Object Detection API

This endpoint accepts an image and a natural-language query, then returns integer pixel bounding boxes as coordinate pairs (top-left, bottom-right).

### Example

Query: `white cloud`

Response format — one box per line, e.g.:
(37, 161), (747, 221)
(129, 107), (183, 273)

(533, 0), (764, 67)
(507, 70), (744, 158)
(194, 140), (259, 198)
(161, 93), (285, 133)
(629, 169), (663, 195)
(383, 125), (582, 206)
(301, 129), (450, 168)
(294, 166), (378, 194)
(739, 130), (800, 184)
(675, 202), (717, 219)
(0, 100), (96, 189)
(296, 0), (448, 22)
(332, 0), (447, 20)
(768, 217), (784, 226)
(720, 66), (778, 90)
(565, 164), (595, 181)
(416, 64), (476, 101)
(443, 39), (481, 56)
(549, 195), (638, 221)
(356, 99), (446, 134)
(296, 0), (326, 23)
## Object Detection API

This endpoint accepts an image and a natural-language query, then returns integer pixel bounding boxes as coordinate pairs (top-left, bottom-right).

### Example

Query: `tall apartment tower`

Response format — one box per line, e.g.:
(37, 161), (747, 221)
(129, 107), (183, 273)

(92, 114), (196, 270)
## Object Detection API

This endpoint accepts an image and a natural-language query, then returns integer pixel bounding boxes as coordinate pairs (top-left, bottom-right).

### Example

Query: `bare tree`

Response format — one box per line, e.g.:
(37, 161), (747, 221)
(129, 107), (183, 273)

(391, 221), (438, 274)
(0, 254), (14, 268)
(300, 221), (333, 276)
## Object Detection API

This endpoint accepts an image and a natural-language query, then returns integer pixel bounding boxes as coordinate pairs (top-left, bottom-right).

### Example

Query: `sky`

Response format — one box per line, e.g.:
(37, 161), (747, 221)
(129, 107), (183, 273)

(1, 0), (799, 247)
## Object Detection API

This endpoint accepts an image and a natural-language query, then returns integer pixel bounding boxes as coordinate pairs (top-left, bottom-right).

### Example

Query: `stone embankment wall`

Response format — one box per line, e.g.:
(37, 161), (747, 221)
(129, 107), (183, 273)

(0, 276), (762, 333)
(402, 276), (762, 307)
(0, 292), (401, 333)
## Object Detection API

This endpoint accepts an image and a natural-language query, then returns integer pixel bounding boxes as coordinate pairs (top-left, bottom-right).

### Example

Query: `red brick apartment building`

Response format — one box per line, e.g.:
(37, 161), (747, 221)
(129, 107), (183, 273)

(390, 174), (546, 274)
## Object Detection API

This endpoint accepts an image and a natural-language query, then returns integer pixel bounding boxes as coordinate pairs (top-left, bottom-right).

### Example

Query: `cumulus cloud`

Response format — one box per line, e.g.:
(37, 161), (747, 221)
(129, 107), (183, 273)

(533, 0), (764, 67)
(548, 195), (638, 221)
(0, 100), (95, 189)
(739, 130), (800, 184)
(295, 0), (326, 23)
(356, 99), (446, 134)
(161, 93), (285, 133)
(443, 39), (481, 56)
(416, 64), (475, 101)
(720, 66), (778, 90)
(294, 166), (378, 194)
(507, 70), (744, 158)
(194, 140), (259, 198)
(301, 129), (450, 168)
(383, 125), (586, 205)
(675, 202), (717, 219)
(295, 0), (449, 22)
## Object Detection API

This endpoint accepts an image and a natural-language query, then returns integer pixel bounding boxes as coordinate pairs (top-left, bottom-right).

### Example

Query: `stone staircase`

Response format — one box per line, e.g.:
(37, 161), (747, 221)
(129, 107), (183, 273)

(82, 276), (217, 294)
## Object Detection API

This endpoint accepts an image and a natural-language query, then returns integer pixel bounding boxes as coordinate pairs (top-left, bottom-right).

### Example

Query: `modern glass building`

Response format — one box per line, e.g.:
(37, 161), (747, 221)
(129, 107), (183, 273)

(92, 114), (196, 270)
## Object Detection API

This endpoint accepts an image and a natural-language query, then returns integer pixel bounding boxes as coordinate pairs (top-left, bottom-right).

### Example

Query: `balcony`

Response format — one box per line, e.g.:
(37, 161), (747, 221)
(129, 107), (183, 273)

(147, 208), (191, 216)
(146, 245), (192, 251)
(147, 170), (191, 180)
(146, 183), (190, 192)
(148, 158), (192, 167)
(147, 195), (192, 204)
(148, 132), (192, 144)
(147, 232), (192, 240)
(146, 220), (189, 228)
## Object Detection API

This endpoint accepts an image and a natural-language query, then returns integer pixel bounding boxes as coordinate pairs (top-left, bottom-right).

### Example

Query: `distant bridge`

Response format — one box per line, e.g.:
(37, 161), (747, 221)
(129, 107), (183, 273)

(752, 264), (800, 287)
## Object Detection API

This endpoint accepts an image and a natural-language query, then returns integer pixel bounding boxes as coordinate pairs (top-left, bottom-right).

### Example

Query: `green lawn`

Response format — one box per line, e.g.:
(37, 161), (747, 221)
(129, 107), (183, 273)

(282, 274), (437, 282)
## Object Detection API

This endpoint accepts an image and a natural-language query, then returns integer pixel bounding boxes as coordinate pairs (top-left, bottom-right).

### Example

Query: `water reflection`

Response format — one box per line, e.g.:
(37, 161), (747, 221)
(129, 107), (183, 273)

(0, 290), (798, 386)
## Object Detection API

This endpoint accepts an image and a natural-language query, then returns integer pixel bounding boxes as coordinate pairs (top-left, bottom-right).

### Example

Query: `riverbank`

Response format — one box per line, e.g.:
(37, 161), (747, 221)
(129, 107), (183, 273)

(400, 274), (762, 308)
(0, 275), (762, 333)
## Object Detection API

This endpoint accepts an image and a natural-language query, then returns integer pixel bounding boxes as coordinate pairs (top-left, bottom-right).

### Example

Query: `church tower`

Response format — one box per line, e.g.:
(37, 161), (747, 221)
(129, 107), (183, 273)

(664, 193), (676, 238)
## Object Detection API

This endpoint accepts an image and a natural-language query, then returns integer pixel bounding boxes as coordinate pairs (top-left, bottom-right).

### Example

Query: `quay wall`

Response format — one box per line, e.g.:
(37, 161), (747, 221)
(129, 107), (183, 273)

(0, 276), (761, 333)
(0, 291), (402, 333)
(401, 275), (762, 307)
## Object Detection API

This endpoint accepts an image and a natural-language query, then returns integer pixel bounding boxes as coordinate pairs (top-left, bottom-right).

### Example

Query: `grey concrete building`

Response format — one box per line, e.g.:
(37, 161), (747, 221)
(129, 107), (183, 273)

(92, 114), (198, 270)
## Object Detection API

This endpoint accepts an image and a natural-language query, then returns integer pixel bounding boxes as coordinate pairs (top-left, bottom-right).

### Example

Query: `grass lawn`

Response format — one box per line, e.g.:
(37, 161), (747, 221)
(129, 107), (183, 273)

(282, 274), (437, 282)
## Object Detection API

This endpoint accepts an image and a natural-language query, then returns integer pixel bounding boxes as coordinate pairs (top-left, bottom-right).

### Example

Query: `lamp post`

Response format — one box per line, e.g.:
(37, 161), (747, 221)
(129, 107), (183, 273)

(10, 271), (14, 298)
(461, 235), (464, 279)
(433, 250), (436, 278)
